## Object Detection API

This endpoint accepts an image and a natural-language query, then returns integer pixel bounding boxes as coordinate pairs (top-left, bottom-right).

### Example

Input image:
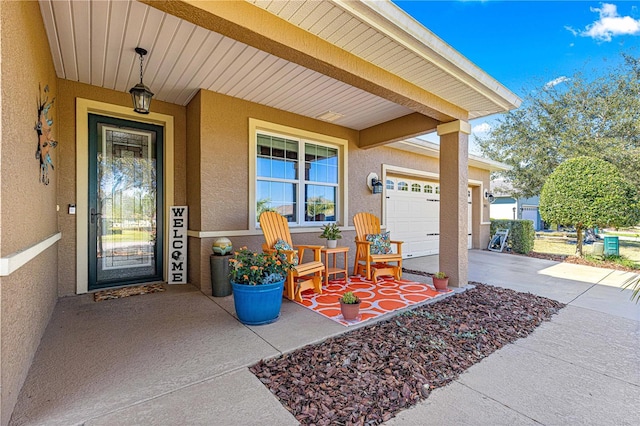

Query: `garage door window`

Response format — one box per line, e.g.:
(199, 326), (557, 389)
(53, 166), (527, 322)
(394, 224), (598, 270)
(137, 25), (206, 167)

(256, 132), (339, 225)
(425, 184), (433, 193)
(398, 182), (408, 191)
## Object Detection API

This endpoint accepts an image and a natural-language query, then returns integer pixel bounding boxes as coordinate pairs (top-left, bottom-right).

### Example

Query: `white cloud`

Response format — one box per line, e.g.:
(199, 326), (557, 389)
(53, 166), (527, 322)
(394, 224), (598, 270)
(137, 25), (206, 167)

(579, 3), (640, 42)
(544, 76), (570, 89)
(472, 122), (492, 135)
(565, 25), (578, 36)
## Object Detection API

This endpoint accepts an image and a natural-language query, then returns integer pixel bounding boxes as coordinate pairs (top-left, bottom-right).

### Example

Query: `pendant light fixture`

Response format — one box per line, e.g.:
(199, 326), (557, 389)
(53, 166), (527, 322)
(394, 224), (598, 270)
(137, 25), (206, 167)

(129, 47), (154, 114)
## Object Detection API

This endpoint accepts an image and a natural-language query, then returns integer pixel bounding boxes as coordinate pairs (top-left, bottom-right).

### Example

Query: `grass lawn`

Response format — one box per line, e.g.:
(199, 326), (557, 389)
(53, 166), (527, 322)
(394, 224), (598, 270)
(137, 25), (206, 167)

(101, 229), (153, 243)
(533, 237), (640, 266)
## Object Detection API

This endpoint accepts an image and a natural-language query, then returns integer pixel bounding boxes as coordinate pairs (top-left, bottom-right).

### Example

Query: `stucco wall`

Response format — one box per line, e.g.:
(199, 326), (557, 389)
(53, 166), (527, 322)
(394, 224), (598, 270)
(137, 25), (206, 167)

(0, 2), (59, 424)
(186, 91), (202, 230)
(188, 90), (359, 291)
(470, 167), (491, 249)
(192, 90), (360, 232)
(55, 80), (187, 297)
(187, 90), (492, 293)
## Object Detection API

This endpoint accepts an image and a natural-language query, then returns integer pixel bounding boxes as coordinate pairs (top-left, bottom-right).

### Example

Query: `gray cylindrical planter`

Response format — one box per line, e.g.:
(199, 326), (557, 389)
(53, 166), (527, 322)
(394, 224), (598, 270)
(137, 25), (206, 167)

(210, 254), (232, 297)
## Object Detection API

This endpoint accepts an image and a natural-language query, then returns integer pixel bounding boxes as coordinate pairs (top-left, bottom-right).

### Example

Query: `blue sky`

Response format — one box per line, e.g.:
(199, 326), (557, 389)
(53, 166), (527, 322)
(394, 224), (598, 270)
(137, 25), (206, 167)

(393, 1), (640, 152)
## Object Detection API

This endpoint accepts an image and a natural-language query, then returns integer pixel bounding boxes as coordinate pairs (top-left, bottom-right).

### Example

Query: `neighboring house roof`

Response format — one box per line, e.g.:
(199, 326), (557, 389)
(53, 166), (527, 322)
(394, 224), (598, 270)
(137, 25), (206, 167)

(391, 137), (511, 172)
(39, 0), (520, 133)
(491, 177), (516, 197)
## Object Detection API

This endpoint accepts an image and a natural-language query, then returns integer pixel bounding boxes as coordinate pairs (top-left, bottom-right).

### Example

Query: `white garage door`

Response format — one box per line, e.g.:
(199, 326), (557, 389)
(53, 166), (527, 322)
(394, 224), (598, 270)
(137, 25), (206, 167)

(386, 177), (472, 259)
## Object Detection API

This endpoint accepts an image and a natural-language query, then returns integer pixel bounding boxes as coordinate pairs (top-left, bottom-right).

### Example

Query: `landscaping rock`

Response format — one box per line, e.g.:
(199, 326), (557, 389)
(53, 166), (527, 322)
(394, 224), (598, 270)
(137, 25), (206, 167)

(250, 283), (564, 425)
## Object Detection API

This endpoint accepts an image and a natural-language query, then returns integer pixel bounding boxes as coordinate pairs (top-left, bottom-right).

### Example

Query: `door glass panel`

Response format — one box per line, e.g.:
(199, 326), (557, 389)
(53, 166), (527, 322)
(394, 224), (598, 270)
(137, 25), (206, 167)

(95, 124), (158, 284)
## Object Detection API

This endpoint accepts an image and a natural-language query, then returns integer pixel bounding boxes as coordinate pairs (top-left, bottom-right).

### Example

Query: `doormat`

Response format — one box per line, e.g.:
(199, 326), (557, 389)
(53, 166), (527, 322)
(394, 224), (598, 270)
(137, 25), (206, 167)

(93, 283), (166, 302)
(294, 276), (452, 326)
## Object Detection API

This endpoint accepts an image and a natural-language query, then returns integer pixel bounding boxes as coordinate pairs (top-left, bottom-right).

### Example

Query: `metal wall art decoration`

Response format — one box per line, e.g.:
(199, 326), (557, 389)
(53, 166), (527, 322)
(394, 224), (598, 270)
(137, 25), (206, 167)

(35, 84), (57, 185)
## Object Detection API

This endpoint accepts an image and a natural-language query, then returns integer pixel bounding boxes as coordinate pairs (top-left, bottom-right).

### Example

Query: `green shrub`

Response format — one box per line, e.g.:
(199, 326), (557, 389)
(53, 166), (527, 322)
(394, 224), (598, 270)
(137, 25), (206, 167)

(601, 254), (639, 269)
(490, 219), (535, 254)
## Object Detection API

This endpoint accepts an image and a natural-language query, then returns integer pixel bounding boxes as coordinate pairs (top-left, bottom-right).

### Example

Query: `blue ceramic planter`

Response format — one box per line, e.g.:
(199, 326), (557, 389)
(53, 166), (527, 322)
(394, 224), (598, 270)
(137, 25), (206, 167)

(231, 280), (284, 325)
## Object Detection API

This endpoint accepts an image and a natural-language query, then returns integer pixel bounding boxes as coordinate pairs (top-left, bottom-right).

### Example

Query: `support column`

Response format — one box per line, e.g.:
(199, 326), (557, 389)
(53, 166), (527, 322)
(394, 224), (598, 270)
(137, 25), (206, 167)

(437, 120), (470, 287)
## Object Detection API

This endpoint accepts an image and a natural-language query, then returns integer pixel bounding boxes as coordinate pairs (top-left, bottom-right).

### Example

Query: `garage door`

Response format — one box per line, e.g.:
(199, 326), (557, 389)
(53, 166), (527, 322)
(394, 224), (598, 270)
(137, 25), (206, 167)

(521, 205), (541, 231)
(386, 177), (472, 259)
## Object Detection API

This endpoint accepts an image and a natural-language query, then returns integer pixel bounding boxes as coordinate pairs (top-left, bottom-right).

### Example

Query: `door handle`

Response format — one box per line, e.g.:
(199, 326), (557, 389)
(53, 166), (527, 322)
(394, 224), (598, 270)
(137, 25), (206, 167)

(90, 208), (102, 224)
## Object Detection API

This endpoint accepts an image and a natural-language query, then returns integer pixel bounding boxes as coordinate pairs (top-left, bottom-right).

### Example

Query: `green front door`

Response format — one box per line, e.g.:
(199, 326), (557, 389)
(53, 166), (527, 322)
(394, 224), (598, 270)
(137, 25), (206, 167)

(88, 114), (163, 290)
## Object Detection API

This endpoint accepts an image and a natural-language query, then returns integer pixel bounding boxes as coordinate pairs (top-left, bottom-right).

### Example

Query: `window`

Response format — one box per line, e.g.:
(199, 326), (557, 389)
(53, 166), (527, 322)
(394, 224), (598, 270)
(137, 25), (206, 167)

(386, 179), (394, 190)
(411, 183), (421, 192)
(435, 186), (440, 194)
(398, 182), (408, 191)
(425, 184), (433, 193)
(256, 132), (339, 225)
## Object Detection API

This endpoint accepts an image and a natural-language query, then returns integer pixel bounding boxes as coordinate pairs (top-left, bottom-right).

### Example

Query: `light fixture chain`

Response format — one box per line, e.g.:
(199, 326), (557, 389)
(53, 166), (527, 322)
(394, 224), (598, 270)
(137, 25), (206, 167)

(139, 51), (144, 84)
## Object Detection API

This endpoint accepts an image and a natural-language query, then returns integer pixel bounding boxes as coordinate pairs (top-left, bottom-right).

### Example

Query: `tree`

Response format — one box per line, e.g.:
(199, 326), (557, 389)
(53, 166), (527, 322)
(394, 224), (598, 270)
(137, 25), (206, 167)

(539, 157), (640, 256)
(256, 198), (277, 220)
(306, 196), (334, 220)
(478, 54), (640, 198)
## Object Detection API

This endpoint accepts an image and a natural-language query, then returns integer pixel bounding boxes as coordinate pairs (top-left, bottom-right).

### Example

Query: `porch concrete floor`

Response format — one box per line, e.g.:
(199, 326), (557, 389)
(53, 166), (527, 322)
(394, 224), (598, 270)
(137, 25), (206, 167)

(10, 250), (640, 425)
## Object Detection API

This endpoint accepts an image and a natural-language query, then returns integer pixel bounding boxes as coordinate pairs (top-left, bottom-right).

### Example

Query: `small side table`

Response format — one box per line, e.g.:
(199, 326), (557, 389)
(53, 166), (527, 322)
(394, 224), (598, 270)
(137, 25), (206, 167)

(321, 246), (350, 286)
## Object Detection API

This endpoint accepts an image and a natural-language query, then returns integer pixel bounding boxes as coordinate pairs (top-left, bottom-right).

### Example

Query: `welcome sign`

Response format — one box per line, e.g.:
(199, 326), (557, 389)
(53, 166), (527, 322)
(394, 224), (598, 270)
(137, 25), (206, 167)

(168, 206), (188, 284)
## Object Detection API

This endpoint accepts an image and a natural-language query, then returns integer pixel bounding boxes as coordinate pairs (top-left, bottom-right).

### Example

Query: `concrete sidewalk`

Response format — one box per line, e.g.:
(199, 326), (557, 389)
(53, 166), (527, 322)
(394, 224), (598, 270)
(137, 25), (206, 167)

(393, 251), (640, 425)
(9, 250), (640, 425)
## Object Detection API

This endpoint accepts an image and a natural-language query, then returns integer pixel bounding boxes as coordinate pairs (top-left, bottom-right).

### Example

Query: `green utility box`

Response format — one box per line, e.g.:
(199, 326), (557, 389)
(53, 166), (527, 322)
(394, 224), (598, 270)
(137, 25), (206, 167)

(603, 236), (619, 256)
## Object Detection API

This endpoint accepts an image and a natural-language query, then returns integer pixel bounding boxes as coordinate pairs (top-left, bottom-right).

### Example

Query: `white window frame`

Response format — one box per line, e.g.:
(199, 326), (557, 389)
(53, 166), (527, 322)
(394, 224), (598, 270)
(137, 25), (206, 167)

(249, 118), (348, 229)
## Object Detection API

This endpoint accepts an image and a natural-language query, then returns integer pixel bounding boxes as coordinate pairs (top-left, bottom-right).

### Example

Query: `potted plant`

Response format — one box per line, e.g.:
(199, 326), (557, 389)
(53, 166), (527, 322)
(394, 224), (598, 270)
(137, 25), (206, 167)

(432, 271), (449, 291)
(339, 291), (361, 320)
(320, 223), (342, 248)
(229, 247), (294, 325)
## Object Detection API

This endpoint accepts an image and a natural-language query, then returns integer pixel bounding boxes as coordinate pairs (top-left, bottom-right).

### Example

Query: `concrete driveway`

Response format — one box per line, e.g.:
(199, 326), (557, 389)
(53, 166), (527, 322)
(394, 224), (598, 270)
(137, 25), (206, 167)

(394, 251), (640, 425)
(9, 250), (640, 425)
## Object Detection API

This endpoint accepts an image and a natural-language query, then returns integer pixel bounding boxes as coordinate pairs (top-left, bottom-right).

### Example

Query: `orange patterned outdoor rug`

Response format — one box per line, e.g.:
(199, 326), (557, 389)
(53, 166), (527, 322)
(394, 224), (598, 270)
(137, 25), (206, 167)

(295, 276), (452, 326)
(93, 283), (166, 302)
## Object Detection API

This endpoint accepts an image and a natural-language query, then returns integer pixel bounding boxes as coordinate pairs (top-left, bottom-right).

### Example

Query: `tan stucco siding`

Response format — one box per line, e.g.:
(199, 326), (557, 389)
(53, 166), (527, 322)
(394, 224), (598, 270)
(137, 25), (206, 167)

(186, 91), (202, 230)
(190, 89), (359, 232)
(187, 90), (492, 292)
(1, 3), (58, 256)
(0, 248), (58, 426)
(0, 2), (59, 424)
(469, 166), (491, 199)
(469, 165), (491, 248)
(187, 89), (358, 290)
(349, 144), (440, 223)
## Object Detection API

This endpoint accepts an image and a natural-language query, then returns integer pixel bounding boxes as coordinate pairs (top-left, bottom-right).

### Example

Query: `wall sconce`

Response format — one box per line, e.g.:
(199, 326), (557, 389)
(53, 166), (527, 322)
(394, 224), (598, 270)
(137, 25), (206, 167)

(129, 47), (154, 114)
(367, 172), (383, 194)
(484, 190), (495, 203)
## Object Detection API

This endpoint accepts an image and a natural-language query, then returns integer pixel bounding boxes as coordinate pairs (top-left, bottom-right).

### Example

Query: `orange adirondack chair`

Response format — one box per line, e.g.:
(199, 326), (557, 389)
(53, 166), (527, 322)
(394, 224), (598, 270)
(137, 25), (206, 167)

(353, 212), (403, 282)
(259, 211), (325, 302)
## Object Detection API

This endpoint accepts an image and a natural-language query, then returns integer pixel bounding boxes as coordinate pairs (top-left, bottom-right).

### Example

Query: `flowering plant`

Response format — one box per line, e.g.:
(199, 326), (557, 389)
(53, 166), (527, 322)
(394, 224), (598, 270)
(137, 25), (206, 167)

(229, 247), (294, 285)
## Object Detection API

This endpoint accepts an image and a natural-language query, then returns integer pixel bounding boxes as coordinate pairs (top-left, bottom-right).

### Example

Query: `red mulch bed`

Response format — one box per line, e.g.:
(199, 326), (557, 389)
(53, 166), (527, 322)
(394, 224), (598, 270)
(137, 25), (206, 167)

(250, 283), (564, 425)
